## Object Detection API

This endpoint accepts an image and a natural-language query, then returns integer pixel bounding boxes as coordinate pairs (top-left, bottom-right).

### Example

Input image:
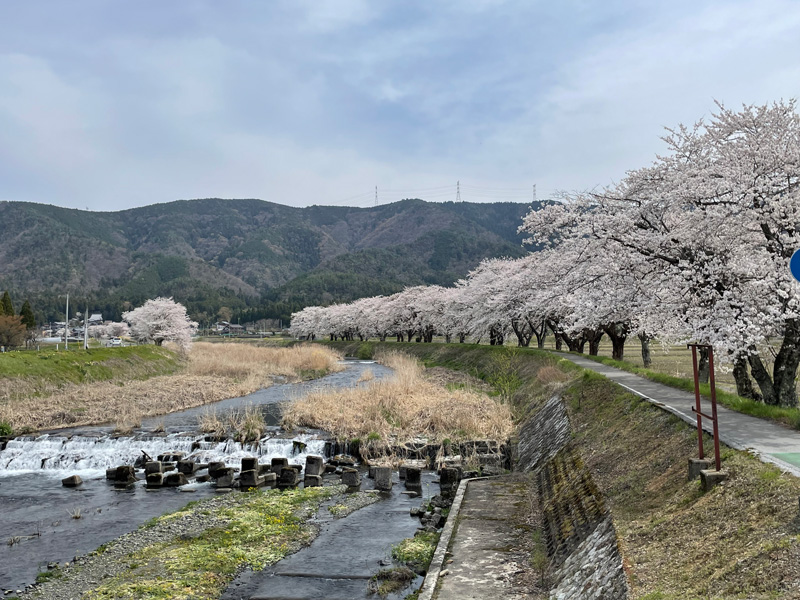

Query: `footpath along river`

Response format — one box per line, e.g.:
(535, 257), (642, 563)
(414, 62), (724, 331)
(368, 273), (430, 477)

(0, 359), (390, 592)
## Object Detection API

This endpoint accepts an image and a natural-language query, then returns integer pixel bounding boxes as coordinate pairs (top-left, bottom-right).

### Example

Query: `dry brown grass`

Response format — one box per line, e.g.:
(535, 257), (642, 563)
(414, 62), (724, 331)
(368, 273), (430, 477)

(356, 368), (375, 383)
(199, 404), (266, 442)
(0, 343), (342, 433)
(282, 351), (513, 443)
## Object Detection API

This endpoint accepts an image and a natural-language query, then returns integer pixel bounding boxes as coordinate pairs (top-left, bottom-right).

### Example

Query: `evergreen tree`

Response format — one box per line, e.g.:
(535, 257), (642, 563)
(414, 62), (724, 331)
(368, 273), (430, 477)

(0, 292), (13, 317)
(19, 300), (36, 330)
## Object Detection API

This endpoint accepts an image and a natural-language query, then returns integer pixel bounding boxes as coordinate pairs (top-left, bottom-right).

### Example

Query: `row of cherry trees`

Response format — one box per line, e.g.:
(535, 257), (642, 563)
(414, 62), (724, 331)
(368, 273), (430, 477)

(291, 101), (800, 408)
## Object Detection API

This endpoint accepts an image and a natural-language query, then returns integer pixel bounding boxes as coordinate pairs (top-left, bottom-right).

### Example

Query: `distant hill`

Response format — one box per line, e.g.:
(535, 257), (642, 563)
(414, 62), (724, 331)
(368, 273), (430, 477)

(0, 198), (541, 322)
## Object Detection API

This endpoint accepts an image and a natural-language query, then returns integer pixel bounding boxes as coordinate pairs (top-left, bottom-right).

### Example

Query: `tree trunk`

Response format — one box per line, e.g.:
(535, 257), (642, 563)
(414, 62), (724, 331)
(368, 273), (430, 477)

(732, 356), (761, 402)
(554, 334), (563, 351)
(748, 354), (779, 406)
(406, 330), (415, 344)
(396, 333), (404, 342)
(511, 319), (532, 347)
(602, 322), (629, 361)
(379, 333), (386, 342)
(638, 333), (652, 368)
(529, 318), (546, 350)
(697, 347), (710, 384)
(750, 319), (800, 407)
(459, 333), (466, 343)
(585, 329), (604, 356)
(445, 334), (451, 343)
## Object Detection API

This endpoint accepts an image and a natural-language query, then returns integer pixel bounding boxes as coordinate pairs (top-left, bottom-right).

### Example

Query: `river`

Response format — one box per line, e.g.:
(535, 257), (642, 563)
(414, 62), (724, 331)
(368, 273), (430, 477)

(0, 359), (391, 592)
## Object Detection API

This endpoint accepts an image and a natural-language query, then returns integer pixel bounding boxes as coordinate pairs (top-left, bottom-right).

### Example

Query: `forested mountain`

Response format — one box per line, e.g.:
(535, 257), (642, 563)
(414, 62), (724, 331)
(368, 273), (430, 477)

(0, 198), (539, 323)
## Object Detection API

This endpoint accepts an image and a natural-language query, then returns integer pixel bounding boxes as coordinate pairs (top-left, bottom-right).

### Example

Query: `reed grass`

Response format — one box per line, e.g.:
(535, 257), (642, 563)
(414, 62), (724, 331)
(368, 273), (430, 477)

(0, 343), (342, 433)
(282, 351), (513, 443)
(198, 404), (266, 442)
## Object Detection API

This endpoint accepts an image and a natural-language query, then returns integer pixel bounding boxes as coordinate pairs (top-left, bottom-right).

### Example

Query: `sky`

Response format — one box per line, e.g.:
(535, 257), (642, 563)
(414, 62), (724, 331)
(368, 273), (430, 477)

(1, 0), (799, 211)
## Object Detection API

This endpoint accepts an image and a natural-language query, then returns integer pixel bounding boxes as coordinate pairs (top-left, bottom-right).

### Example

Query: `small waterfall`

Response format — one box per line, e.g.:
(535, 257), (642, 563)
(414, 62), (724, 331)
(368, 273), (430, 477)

(0, 432), (327, 473)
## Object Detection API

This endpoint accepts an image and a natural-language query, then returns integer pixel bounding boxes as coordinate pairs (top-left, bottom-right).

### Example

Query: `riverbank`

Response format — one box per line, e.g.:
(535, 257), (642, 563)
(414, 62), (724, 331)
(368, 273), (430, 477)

(0, 343), (342, 434)
(323, 341), (800, 597)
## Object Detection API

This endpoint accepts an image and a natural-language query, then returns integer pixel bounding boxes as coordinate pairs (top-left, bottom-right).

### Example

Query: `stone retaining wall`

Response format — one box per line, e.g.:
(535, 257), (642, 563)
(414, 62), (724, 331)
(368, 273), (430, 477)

(518, 396), (629, 600)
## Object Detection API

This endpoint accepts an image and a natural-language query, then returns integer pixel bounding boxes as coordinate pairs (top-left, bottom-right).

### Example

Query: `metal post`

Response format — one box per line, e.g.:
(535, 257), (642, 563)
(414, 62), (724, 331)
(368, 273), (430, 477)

(708, 347), (722, 471)
(65, 293), (69, 351)
(690, 345), (704, 459)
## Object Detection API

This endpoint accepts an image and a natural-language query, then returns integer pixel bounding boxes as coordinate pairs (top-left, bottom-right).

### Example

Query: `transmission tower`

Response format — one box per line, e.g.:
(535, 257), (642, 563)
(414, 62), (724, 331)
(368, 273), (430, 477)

(375, 186), (378, 207)
(456, 181), (461, 203)
(532, 184), (537, 203)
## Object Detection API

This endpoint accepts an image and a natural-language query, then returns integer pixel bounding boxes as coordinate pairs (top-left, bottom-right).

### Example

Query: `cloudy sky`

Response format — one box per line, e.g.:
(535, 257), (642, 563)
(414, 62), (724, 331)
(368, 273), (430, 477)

(1, 0), (799, 211)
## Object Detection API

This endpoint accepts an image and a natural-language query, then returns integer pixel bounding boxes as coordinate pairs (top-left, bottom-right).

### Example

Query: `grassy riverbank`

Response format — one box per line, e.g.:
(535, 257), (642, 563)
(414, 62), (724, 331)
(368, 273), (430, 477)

(322, 341), (800, 598)
(0, 343), (342, 434)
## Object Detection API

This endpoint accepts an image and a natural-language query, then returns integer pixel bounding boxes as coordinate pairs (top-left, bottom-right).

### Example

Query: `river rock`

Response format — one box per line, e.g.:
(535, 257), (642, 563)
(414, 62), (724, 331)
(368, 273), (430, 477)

(341, 467), (361, 488)
(241, 457), (259, 472)
(158, 452), (185, 462)
(374, 467), (392, 491)
(278, 467), (299, 489)
(404, 467), (421, 492)
(216, 472), (235, 488)
(330, 454), (356, 467)
(146, 473), (163, 488)
(178, 460), (198, 475)
(195, 474), (211, 483)
(271, 457), (289, 473)
(208, 462), (227, 478)
(240, 470), (265, 488)
(115, 465), (136, 483)
(305, 455), (324, 476)
(145, 461), (163, 475)
(164, 472), (189, 487)
(304, 474), (322, 487)
(105, 468), (117, 481)
(61, 475), (82, 487)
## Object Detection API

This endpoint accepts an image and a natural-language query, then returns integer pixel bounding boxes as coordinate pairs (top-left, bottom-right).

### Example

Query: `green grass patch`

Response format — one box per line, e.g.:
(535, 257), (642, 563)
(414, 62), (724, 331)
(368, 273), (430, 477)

(0, 345), (181, 387)
(580, 353), (800, 430)
(86, 486), (339, 600)
(392, 531), (439, 574)
(368, 566), (417, 597)
(35, 568), (63, 583)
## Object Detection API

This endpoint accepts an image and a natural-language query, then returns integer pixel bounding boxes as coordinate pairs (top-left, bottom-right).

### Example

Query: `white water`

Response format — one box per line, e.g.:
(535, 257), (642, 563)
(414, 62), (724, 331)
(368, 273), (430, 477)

(0, 432), (327, 474)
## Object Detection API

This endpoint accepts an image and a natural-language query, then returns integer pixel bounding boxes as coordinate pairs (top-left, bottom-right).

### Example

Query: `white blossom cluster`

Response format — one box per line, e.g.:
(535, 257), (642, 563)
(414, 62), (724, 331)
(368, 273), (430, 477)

(122, 297), (198, 351)
(291, 102), (800, 406)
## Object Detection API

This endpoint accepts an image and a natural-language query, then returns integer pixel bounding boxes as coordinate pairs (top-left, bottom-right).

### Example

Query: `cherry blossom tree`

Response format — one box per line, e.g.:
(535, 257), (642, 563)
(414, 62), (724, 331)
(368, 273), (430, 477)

(521, 100), (800, 406)
(122, 297), (197, 351)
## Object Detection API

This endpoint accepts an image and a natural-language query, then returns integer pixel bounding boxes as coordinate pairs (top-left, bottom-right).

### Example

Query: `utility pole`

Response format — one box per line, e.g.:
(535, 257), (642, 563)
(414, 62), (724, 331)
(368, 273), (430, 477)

(456, 181), (461, 203)
(83, 304), (89, 350)
(65, 293), (69, 350)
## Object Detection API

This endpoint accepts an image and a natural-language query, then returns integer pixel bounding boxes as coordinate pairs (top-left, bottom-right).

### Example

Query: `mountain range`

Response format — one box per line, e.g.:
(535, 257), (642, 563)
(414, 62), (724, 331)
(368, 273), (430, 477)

(0, 198), (539, 322)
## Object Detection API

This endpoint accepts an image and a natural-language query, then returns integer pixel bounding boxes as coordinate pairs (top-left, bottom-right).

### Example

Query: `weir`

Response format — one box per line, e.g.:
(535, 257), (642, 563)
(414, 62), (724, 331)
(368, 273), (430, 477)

(0, 432), (328, 473)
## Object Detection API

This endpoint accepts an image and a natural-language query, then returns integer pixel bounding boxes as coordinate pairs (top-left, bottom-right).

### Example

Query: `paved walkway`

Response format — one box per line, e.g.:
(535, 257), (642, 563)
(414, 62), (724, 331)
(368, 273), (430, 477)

(429, 476), (531, 600)
(561, 354), (800, 476)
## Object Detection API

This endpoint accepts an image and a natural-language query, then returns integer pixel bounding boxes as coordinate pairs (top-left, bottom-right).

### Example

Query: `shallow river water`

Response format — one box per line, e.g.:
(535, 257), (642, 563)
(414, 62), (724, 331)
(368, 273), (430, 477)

(0, 359), (390, 592)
